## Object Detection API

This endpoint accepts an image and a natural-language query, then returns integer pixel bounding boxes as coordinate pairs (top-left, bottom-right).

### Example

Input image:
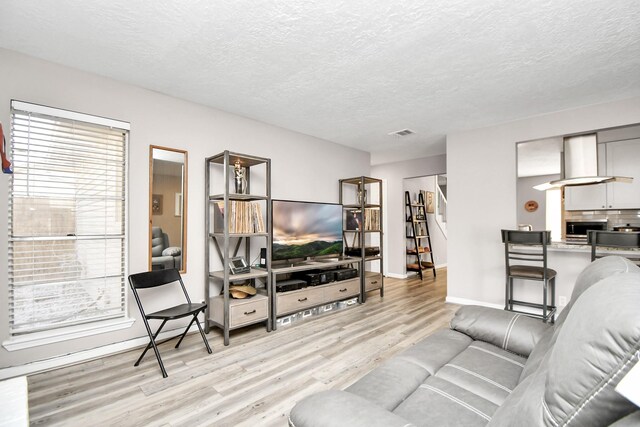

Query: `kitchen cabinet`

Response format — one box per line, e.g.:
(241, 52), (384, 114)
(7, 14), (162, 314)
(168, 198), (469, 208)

(565, 139), (640, 210)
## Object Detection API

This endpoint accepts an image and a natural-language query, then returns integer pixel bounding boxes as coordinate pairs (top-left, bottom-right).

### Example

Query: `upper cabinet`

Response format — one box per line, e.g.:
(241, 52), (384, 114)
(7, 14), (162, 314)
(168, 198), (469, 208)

(565, 139), (640, 210)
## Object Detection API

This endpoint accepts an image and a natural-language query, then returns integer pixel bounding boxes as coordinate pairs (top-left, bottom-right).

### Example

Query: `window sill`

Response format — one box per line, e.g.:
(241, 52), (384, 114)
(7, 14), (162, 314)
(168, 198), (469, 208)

(2, 318), (136, 351)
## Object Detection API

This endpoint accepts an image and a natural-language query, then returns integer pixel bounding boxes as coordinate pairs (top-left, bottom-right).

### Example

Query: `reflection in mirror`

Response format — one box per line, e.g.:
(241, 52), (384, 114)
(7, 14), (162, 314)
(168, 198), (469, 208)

(149, 146), (187, 273)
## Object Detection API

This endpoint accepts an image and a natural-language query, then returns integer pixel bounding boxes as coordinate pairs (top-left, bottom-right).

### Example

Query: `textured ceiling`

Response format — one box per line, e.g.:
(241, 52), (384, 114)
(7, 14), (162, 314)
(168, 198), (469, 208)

(1, 1), (639, 164)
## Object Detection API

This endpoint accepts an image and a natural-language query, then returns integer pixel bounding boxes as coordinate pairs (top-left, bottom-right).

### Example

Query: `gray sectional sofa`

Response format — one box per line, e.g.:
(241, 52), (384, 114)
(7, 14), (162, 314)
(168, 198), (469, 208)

(289, 256), (640, 426)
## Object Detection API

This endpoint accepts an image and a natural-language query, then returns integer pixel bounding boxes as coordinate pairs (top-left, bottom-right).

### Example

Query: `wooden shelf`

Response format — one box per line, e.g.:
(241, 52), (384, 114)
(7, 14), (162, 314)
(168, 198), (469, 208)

(407, 261), (435, 271)
(209, 194), (268, 202)
(210, 232), (269, 238)
(406, 247), (430, 255)
(209, 267), (269, 281)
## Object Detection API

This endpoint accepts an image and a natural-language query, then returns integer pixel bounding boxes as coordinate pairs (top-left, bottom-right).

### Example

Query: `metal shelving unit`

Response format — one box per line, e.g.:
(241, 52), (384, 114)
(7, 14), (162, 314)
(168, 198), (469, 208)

(339, 176), (384, 301)
(205, 150), (271, 346)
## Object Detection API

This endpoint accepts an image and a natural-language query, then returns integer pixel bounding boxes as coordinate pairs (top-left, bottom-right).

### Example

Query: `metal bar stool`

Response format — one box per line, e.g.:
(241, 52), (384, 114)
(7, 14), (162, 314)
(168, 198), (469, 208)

(589, 230), (640, 265)
(501, 230), (556, 323)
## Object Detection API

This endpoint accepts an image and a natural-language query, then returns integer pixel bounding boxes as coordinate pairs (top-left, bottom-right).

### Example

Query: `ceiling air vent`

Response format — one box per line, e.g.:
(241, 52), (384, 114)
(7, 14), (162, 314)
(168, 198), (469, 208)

(389, 129), (415, 137)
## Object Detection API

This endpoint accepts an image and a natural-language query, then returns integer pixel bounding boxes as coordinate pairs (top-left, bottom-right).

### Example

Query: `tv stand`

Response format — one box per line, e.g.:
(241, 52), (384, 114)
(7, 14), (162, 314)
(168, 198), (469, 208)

(271, 257), (362, 330)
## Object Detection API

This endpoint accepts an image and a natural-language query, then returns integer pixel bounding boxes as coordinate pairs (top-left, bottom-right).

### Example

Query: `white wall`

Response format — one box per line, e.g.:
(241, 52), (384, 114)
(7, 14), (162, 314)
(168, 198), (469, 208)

(447, 96), (640, 307)
(403, 176), (447, 269)
(371, 155), (446, 277)
(0, 48), (371, 371)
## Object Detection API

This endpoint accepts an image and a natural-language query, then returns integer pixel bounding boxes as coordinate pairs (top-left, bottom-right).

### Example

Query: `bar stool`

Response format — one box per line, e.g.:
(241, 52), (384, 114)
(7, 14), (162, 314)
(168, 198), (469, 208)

(589, 230), (640, 265)
(501, 230), (556, 323)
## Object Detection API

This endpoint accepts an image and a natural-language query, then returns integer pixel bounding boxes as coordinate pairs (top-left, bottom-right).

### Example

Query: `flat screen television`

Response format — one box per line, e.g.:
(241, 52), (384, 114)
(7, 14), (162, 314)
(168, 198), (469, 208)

(272, 199), (343, 262)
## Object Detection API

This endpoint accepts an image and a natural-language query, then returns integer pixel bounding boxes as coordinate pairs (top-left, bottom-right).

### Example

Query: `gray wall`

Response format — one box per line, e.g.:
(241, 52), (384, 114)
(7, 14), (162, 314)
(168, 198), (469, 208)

(371, 155), (446, 277)
(447, 95), (640, 307)
(0, 48), (371, 370)
(516, 174), (561, 230)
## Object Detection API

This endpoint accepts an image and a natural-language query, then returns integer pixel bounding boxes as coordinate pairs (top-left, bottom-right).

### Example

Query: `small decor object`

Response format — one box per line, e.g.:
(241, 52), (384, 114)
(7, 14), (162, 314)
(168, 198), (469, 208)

(233, 159), (247, 194)
(357, 184), (367, 205)
(524, 200), (539, 212)
(229, 256), (250, 275)
(0, 122), (12, 174)
(152, 194), (163, 215)
(229, 284), (257, 299)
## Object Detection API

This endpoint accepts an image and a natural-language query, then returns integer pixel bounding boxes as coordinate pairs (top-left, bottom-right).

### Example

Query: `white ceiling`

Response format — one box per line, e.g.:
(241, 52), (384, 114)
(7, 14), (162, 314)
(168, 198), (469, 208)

(1, 1), (639, 164)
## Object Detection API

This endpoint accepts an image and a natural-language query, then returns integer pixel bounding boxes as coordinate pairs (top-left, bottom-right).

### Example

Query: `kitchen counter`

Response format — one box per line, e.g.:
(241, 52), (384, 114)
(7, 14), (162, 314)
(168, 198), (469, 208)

(548, 241), (640, 255)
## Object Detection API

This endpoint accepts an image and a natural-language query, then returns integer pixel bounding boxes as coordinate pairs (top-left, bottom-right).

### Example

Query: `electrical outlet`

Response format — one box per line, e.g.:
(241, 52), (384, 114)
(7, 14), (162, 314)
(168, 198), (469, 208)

(558, 296), (567, 307)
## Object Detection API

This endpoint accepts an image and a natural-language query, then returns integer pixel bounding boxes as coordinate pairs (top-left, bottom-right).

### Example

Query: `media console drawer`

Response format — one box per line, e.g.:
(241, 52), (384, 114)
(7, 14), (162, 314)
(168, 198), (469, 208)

(277, 287), (324, 315)
(323, 279), (360, 300)
(364, 271), (382, 291)
(211, 293), (269, 328)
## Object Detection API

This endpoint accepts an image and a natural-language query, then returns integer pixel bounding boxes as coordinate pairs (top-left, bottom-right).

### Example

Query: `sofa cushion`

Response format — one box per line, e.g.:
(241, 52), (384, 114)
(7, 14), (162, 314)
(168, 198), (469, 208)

(346, 329), (472, 411)
(393, 376), (497, 426)
(436, 340), (526, 406)
(288, 390), (415, 427)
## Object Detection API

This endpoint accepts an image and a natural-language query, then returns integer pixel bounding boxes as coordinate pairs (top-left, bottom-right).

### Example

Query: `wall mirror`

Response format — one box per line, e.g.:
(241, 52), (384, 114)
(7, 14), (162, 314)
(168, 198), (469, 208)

(149, 145), (188, 273)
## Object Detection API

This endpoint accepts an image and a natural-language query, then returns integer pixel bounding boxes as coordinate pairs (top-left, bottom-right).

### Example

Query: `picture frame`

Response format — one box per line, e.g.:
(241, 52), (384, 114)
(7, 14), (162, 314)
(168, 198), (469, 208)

(426, 191), (434, 213)
(152, 194), (163, 215)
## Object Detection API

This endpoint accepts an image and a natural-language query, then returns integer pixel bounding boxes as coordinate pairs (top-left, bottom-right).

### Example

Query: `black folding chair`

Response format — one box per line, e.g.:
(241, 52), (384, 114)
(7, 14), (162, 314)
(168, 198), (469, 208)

(129, 269), (212, 378)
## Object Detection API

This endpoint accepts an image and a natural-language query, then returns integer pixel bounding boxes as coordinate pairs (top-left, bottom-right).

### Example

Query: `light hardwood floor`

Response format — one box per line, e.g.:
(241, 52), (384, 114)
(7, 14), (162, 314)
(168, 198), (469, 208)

(28, 269), (456, 426)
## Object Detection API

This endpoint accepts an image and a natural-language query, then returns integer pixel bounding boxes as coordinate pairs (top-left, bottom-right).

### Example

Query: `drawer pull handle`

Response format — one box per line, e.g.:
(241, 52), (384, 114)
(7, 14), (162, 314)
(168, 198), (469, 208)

(339, 288), (347, 292)
(298, 297), (308, 302)
(244, 309), (256, 315)
(371, 281), (378, 285)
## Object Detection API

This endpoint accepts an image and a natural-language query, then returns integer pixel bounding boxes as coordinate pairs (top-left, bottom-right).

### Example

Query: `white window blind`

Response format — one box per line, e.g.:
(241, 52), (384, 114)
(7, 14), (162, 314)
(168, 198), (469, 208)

(8, 101), (129, 335)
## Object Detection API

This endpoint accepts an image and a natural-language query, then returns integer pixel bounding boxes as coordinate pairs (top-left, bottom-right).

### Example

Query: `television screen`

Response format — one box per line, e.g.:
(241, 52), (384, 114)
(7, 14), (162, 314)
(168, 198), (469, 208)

(272, 200), (343, 261)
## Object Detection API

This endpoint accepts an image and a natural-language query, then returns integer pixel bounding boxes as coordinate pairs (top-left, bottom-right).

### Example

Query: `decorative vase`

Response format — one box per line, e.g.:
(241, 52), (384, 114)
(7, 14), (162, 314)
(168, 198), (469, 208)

(234, 160), (247, 194)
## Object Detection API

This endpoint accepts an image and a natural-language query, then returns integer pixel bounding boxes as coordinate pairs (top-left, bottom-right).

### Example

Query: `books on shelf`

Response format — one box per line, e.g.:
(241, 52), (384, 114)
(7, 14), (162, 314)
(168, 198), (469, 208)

(213, 201), (265, 234)
(344, 208), (380, 231)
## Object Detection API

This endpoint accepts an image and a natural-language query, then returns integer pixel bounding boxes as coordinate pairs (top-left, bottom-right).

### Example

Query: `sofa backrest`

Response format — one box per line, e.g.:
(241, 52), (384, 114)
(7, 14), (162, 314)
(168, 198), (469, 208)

(555, 256), (639, 326)
(518, 256), (640, 383)
(490, 257), (640, 426)
(151, 226), (169, 256)
(541, 272), (640, 425)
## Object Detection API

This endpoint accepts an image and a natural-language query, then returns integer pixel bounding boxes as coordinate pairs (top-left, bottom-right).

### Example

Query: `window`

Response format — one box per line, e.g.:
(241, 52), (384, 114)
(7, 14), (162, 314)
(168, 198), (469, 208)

(8, 101), (129, 337)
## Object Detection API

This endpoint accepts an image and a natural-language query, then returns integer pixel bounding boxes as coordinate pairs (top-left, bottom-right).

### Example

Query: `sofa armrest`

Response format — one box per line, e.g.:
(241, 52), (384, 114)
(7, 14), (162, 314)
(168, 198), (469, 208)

(289, 390), (415, 427)
(450, 305), (550, 357)
(162, 246), (182, 257)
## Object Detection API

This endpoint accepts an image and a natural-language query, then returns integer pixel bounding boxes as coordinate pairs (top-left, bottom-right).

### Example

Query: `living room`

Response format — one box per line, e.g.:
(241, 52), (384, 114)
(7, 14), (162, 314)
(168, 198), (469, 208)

(1, 2), (640, 426)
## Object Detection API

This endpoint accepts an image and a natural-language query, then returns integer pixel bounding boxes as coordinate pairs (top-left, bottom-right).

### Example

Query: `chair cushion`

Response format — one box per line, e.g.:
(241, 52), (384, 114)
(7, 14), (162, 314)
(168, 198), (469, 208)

(509, 265), (556, 279)
(146, 302), (206, 319)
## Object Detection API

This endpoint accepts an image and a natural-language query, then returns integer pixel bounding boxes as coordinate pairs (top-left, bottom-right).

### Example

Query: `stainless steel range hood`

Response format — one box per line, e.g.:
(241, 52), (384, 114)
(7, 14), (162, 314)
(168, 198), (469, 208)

(534, 134), (632, 191)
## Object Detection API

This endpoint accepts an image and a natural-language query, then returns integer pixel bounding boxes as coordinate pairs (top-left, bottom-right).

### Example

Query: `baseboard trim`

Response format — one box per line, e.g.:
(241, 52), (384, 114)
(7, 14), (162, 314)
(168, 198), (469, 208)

(445, 296), (503, 310)
(0, 324), (200, 380)
(386, 272), (408, 279)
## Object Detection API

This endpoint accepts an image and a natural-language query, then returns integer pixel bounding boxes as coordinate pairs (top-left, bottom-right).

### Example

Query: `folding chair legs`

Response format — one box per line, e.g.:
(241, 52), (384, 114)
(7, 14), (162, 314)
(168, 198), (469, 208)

(137, 318), (169, 378)
(175, 311), (212, 355)
(135, 310), (212, 378)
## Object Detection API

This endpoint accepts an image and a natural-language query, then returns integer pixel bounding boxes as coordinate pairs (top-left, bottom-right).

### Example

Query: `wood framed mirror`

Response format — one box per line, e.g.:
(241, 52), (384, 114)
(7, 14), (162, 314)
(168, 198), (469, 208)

(149, 145), (188, 273)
